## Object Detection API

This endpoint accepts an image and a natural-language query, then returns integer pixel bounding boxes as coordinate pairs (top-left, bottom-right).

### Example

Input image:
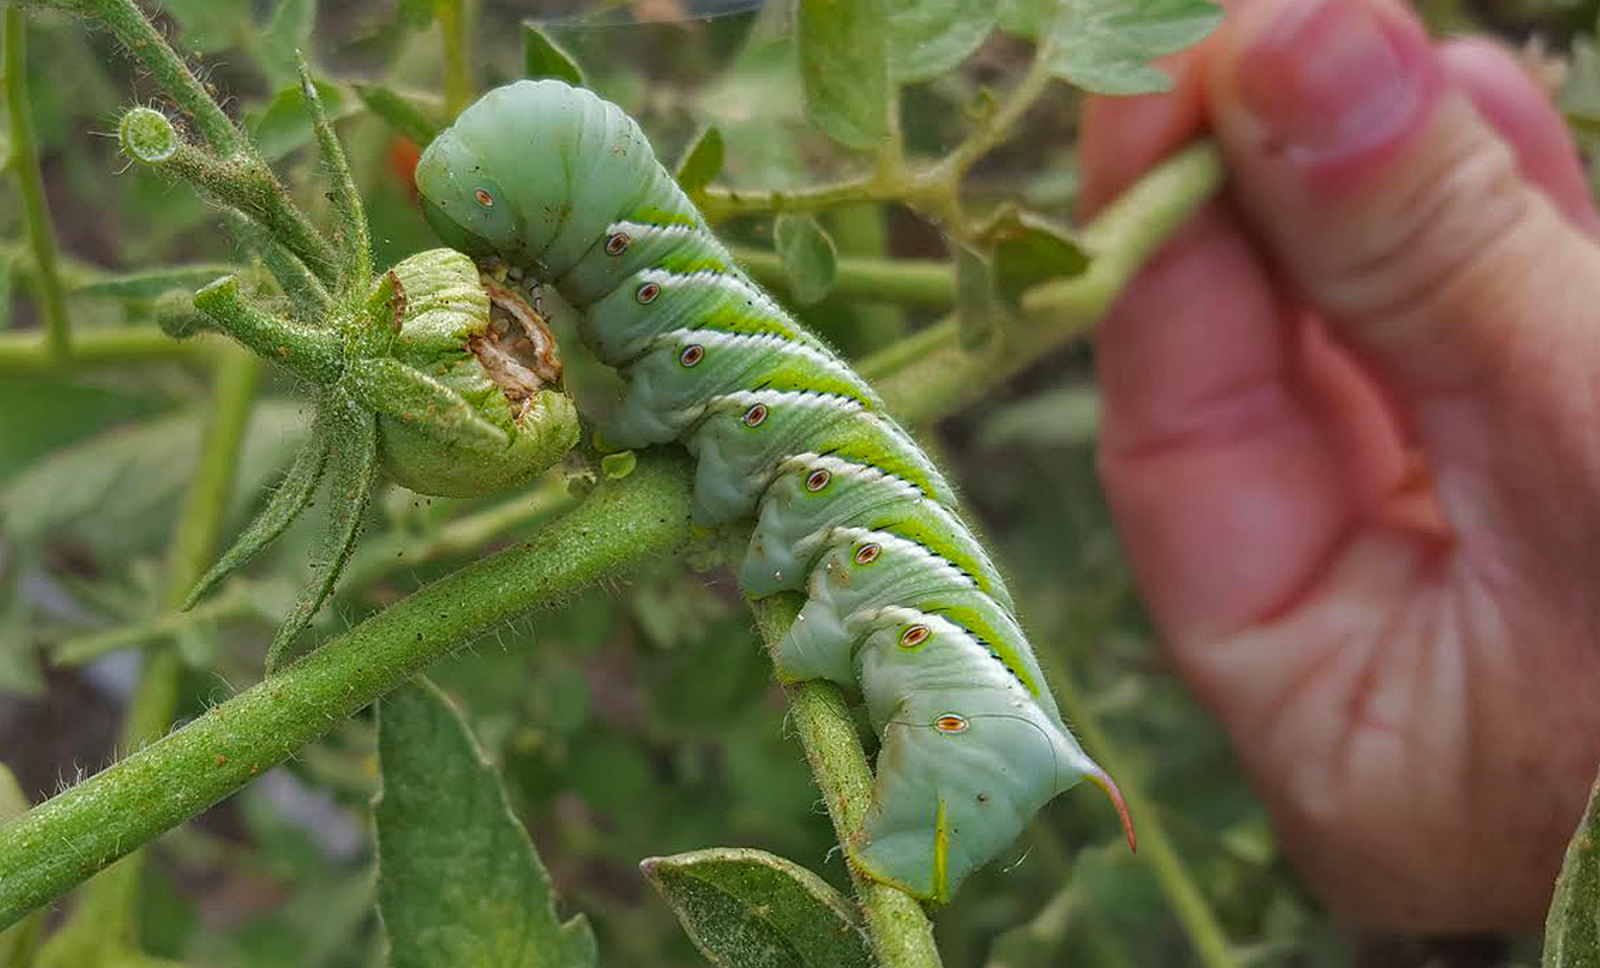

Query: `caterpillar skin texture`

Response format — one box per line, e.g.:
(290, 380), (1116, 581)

(415, 79), (1131, 902)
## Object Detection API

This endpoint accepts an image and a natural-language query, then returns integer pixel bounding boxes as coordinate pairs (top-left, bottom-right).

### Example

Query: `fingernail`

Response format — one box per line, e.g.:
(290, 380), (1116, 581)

(1237, 0), (1438, 163)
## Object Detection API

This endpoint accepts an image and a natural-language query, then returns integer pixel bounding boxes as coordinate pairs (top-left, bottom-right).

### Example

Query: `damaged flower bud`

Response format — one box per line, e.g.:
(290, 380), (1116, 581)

(372, 248), (578, 497)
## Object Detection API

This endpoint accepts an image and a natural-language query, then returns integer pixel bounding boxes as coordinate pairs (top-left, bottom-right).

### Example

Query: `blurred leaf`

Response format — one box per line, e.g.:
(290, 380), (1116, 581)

(1563, 36), (1600, 143)
(247, 80), (356, 161)
(255, 0), (318, 88)
(0, 763), (41, 967)
(0, 400), (307, 564)
(978, 385), (1100, 449)
(73, 265), (237, 300)
(354, 83), (444, 146)
(797, 0), (892, 151)
(1545, 765), (1600, 968)
(155, 0), (252, 53)
(886, 0), (996, 82)
(675, 124), (726, 196)
(1046, 0), (1222, 95)
(954, 244), (1000, 350)
(983, 206), (1089, 305)
(0, 553), (40, 695)
(642, 847), (872, 968)
(376, 677), (597, 968)
(398, 0), (435, 28)
(774, 214), (837, 305)
(523, 23), (587, 86)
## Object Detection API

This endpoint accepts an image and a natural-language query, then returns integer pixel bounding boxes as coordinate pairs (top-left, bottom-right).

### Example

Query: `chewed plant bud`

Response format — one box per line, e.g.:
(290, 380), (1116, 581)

(119, 107), (179, 164)
(374, 248), (578, 497)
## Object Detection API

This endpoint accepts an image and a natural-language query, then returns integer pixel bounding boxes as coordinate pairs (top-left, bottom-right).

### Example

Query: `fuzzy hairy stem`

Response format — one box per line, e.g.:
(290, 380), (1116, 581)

(192, 276), (343, 383)
(162, 145), (341, 288)
(34, 347), (262, 965)
(751, 597), (944, 968)
(0, 453), (696, 929)
(5, 9), (69, 361)
(11, 0), (243, 152)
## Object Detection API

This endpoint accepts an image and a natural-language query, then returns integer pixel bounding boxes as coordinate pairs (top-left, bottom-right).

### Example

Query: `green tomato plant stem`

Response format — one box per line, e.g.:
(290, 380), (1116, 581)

(0, 326), (213, 374)
(733, 247), (955, 309)
(0, 452), (698, 930)
(32, 347), (264, 966)
(5, 9), (70, 362)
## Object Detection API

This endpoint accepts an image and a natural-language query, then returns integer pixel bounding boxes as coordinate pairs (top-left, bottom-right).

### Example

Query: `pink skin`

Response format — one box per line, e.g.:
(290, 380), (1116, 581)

(1082, 0), (1600, 930)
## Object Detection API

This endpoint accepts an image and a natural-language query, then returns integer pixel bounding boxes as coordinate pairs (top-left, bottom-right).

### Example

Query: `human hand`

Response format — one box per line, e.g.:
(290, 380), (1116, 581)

(1082, 0), (1600, 930)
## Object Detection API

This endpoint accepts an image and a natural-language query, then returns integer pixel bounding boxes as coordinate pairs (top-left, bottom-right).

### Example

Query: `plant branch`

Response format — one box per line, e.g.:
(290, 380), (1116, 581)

(0, 327), (213, 374)
(733, 246), (952, 309)
(0, 452), (696, 930)
(751, 597), (943, 968)
(5, 9), (69, 361)
(864, 142), (1222, 418)
(160, 144), (341, 288)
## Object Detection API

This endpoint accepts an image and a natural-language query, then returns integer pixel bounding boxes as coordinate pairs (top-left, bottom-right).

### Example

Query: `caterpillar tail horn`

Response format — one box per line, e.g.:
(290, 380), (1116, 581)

(1088, 768), (1137, 854)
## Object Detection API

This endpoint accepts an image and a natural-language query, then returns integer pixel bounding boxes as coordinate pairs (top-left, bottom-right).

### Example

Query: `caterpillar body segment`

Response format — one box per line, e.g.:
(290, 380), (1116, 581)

(415, 78), (1131, 902)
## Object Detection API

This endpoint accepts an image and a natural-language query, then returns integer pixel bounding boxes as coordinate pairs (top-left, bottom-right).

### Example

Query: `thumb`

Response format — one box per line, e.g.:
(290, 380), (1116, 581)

(1208, 0), (1600, 398)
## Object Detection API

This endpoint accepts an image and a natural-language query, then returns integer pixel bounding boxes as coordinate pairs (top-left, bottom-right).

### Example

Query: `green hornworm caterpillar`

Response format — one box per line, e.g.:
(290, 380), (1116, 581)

(414, 79), (1133, 902)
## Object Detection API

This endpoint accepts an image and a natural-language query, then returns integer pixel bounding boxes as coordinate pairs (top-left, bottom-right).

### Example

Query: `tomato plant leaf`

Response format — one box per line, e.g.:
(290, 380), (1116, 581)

(377, 677), (597, 968)
(1046, 0), (1222, 95)
(796, 0), (891, 151)
(354, 83), (444, 147)
(774, 214), (837, 306)
(523, 23), (587, 87)
(642, 847), (872, 968)
(675, 124), (726, 197)
(1545, 765), (1600, 968)
(885, 0), (996, 83)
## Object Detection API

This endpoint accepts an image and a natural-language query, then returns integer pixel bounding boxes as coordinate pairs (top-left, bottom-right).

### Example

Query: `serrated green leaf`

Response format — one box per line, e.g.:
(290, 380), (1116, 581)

(1546, 765), (1600, 968)
(265, 405), (377, 672)
(642, 847), (872, 968)
(675, 124), (726, 196)
(984, 206), (1089, 305)
(183, 433), (331, 610)
(886, 0), (996, 82)
(523, 22), (587, 86)
(954, 244), (1000, 350)
(1046, 0), (1222, 95)
(353, 83), (444, 146)
(0, 763), (41, 967)
(376, 677), (597, 968)
(797, 0), (892, 151)
(774, 214), (837, 305)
